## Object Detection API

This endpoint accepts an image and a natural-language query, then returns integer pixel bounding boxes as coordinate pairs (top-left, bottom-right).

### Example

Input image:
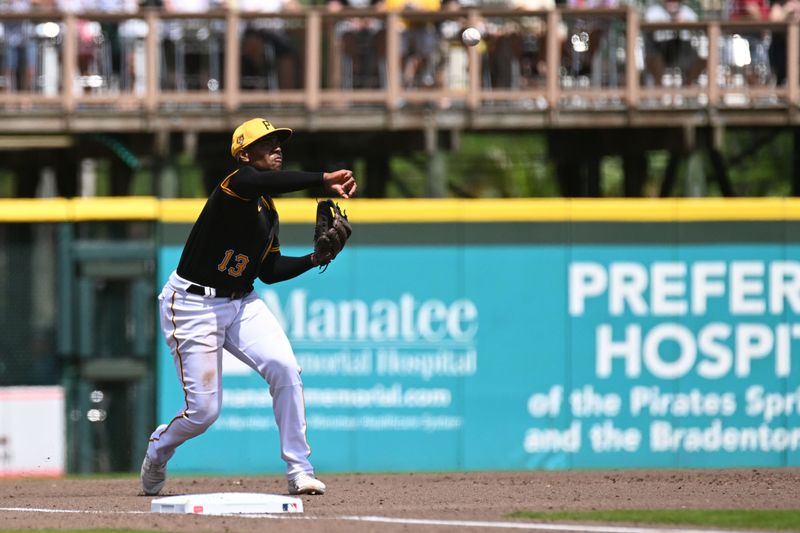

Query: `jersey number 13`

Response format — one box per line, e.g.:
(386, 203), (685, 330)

(217, 249), (250, 277)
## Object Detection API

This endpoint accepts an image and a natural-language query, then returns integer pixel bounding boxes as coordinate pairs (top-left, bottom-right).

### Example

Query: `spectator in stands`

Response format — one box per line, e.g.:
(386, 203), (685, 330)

(239, 0), (301, 90)
(436, 0), (472, 96)
(383, 0), (441, 88)
(160, 0), (225, 91)
(768, 0), (800, 84)
(560, 0), (621, 85)
(509, 0), (554, 87)
(57, 0), (138, 92)
(56, 0), (97, 90)
(728, 0), (769, 19)
(0, 0), (39, 92)
(79, 0), (137, 8)
(726, 0), (770, 86)
(241, 27), (273, 90)
(643, 0), (705, 86)
(325, 0), (385, 89)
(163, 0), (220, 10)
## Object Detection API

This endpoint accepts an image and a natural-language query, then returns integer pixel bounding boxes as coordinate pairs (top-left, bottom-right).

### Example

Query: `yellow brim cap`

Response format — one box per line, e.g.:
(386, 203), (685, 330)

(231, 118), (293, 158)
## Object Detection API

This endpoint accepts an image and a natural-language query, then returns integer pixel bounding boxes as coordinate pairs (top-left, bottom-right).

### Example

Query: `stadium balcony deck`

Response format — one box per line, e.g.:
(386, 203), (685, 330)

(0, 7), (798, 134)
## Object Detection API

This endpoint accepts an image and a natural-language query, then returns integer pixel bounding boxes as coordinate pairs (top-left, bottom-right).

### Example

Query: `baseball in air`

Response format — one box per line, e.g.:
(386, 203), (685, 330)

(462, 27), (481, 47)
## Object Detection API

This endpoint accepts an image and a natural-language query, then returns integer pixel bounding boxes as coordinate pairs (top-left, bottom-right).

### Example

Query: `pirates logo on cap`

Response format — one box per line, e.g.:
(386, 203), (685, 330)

(231, 117), (293, 158)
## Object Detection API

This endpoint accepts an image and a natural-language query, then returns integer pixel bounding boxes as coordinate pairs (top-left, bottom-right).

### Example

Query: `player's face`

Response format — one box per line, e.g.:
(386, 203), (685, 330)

(247, 136), (283, 171)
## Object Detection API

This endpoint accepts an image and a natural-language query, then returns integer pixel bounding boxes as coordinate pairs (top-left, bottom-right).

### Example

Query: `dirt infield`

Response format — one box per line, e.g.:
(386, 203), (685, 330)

(1, 469), (799, 533)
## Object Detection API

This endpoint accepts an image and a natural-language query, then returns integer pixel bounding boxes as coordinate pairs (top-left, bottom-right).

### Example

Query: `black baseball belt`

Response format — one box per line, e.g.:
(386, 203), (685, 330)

(186, 284), (253, 300)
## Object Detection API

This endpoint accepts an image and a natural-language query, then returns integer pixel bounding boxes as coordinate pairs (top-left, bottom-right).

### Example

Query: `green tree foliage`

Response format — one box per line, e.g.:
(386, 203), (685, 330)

(723, 130), (793, 197)
(388, 133), (559, 198)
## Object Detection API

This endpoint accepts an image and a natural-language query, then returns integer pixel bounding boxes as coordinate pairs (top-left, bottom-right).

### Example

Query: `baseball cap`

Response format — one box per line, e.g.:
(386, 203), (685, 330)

(230, 118), (293, 158)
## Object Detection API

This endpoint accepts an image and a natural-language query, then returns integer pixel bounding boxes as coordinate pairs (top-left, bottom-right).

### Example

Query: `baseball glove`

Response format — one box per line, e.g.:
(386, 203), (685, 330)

(313, 199), (352, 270)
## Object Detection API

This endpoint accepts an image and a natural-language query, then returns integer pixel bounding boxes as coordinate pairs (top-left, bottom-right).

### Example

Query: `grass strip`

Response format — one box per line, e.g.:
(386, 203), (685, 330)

(510, 509), (800, 530)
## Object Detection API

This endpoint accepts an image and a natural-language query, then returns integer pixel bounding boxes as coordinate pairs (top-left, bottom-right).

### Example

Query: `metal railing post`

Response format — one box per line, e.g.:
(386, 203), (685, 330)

(467, 9), (481, 110)
(546, 8), (560, 109)
(788, 21), (799, 107)
(386, 11), (401, 110)
(145, 8), (158, 113)
(625, 6), (639, 108)
(707, 21), (720, 108)
(62, 12), (77, 112)
(225, 8), (240, 112)
(305, 10), (322, 112)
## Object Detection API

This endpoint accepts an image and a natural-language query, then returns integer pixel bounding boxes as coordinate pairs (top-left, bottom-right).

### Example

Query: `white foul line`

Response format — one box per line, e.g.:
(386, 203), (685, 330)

(0, 507), (149, 515)
(339, 515), (743, 533)
(0, 507), (744, 533)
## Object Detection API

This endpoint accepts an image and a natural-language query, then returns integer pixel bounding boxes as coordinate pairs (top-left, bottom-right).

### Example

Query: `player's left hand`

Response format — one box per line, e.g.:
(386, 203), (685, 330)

(312, 199), (352, 268)
(323, 169), (358, 199)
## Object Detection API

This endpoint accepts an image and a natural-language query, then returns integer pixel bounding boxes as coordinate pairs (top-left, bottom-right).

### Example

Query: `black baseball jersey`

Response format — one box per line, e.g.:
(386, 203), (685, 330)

(176, 166), (323, 291)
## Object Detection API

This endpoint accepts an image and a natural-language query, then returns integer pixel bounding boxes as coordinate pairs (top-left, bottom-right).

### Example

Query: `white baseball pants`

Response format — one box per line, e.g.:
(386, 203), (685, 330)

(146, 271), (314, 479)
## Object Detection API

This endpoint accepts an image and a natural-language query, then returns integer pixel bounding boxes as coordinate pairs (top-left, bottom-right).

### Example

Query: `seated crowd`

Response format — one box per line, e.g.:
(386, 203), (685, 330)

(0, 0), (790, 98)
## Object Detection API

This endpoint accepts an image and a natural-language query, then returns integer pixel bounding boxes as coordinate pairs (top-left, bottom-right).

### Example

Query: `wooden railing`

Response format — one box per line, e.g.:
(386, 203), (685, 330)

(0, 7), (798, 128)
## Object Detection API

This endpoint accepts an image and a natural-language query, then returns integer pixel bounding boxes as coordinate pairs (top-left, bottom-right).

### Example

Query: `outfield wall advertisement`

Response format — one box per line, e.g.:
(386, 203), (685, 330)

(157, 235), (800, 473)
(0, 386), (65, 477)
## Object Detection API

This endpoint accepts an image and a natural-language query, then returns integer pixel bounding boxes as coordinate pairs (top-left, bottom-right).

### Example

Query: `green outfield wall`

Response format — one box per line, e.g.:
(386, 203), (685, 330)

(2, 198), (800, 473)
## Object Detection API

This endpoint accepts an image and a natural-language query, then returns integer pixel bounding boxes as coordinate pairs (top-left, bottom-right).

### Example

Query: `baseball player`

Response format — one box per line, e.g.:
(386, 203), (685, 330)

(141, 118), (357, 497)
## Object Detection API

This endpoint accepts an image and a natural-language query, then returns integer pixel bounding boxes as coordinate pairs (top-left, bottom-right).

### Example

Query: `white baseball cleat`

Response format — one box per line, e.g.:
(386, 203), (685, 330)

(140, 455), (167, 496)
(288, 473), (326, 495)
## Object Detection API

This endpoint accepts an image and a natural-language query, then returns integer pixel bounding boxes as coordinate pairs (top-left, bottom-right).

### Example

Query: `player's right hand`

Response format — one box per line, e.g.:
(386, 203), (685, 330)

(323, 169), (357, 199)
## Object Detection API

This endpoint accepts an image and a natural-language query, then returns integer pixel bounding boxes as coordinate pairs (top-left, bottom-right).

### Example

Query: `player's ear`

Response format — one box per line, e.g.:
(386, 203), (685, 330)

(238, 151), (250, 163)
